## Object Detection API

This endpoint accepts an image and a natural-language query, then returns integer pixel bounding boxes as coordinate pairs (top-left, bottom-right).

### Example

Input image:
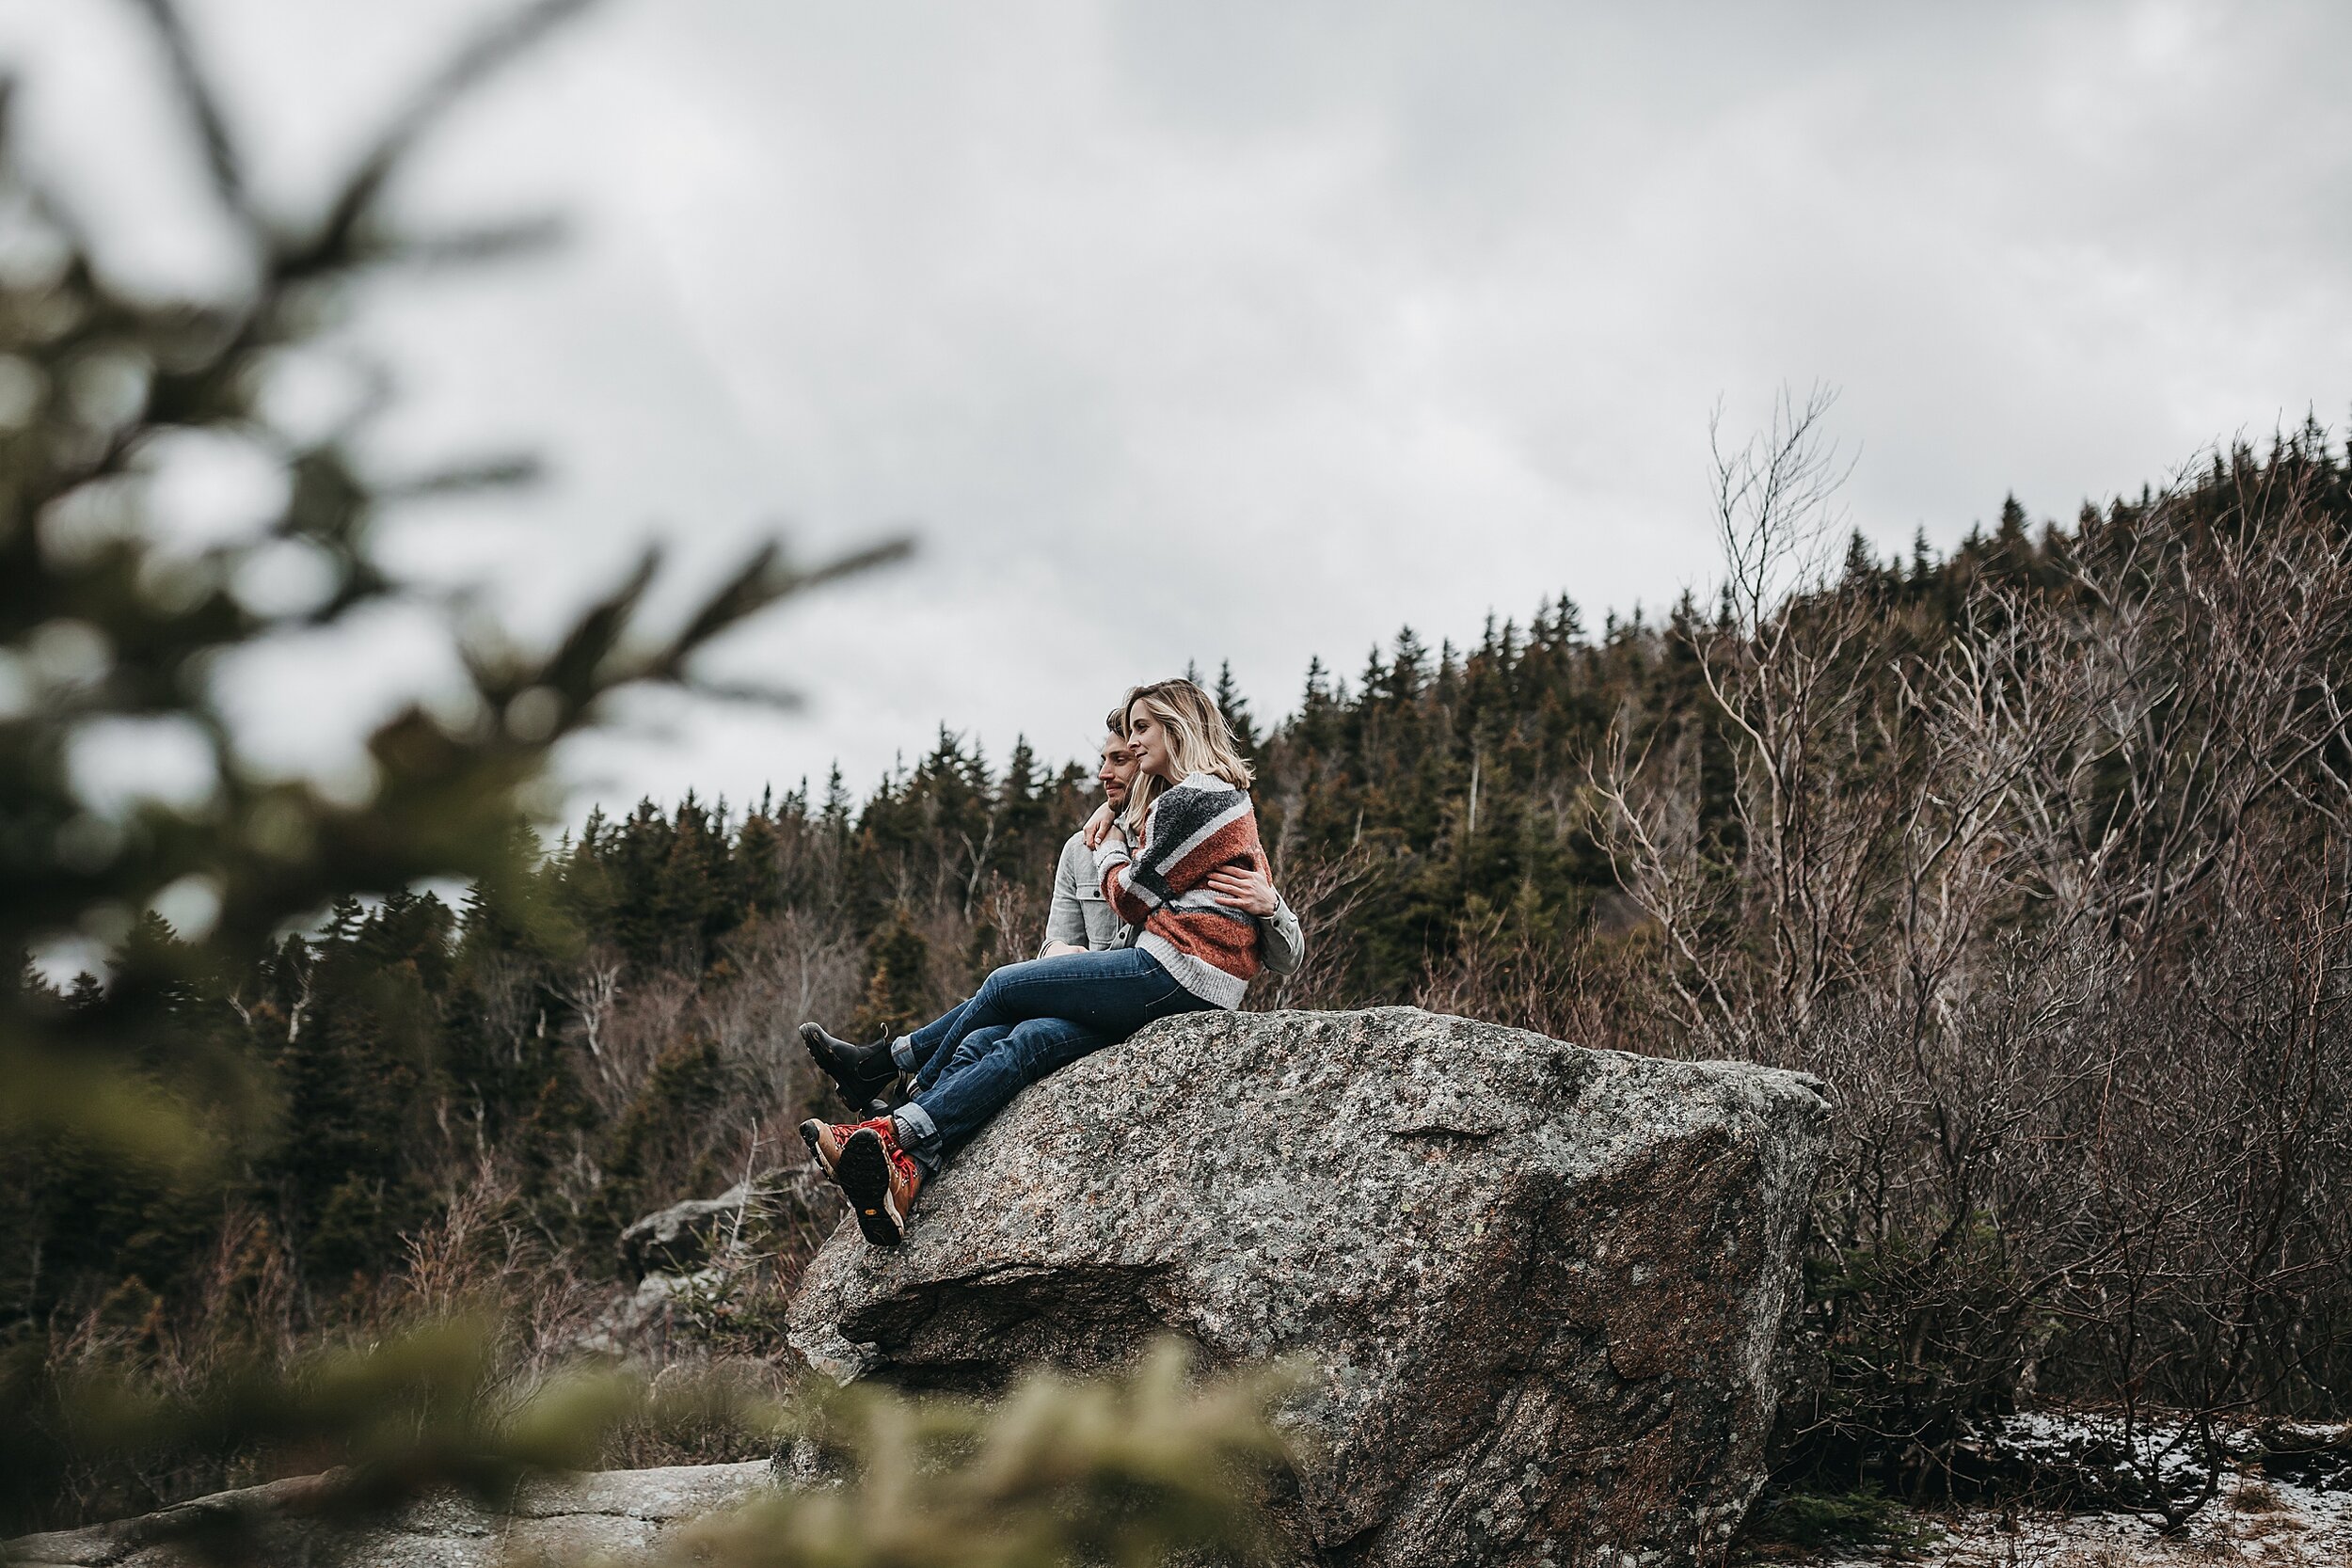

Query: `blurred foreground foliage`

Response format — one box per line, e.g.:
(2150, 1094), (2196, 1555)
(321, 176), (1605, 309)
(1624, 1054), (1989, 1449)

(9, 0), (2351, 1553)
(723, 1345), (1296, 1568)
(0, 3), (1295, 1561)
(22, 1333), (1292, 1568)
(31, 1315), (659, 1526)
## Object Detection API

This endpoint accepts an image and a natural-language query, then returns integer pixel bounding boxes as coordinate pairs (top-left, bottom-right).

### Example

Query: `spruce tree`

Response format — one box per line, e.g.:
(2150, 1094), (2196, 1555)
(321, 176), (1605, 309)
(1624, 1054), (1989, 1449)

(1213, 661), (1261, 763)
(849, 908), (934, 1040)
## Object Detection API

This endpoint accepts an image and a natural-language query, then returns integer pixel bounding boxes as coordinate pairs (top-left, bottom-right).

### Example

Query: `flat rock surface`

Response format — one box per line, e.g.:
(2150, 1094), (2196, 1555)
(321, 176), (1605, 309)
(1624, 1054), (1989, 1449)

(5, 1464), (772, 1568)
(787, 1005), (1832, 1567)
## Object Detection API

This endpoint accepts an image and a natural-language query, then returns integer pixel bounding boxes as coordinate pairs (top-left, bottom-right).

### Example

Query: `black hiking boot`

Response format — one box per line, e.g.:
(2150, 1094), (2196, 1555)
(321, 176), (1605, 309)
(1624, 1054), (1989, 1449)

(801, 1022), (898, 1117)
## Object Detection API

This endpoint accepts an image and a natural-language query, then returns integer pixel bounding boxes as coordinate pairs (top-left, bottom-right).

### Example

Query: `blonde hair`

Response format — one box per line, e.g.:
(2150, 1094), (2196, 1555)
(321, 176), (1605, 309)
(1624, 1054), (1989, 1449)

(1119, 677), (1253, 832)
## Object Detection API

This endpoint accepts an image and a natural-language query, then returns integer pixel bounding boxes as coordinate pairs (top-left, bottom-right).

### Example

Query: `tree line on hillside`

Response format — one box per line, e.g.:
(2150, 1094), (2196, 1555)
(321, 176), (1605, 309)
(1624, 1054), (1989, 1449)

(15, 415), (2351, 1526)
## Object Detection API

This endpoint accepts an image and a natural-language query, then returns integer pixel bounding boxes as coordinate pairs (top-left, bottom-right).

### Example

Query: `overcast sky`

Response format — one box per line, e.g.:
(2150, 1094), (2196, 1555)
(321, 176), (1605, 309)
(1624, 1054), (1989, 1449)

(12, 0), (2352, 819)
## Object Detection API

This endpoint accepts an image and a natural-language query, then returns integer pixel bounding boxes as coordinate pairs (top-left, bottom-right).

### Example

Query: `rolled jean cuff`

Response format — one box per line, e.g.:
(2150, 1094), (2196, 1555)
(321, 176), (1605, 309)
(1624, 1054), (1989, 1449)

(890, 1034), (918, 1073)
(892, 1101), (942, 1171)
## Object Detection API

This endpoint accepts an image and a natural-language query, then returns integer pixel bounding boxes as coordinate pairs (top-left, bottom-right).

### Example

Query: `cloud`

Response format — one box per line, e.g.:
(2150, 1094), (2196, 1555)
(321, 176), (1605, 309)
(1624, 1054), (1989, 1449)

(10, 0), (2348, 817)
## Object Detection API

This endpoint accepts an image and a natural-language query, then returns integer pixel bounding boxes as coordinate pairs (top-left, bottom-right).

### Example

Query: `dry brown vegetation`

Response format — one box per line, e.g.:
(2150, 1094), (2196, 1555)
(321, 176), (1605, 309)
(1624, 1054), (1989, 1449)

(1583, 393), (2352, 1524)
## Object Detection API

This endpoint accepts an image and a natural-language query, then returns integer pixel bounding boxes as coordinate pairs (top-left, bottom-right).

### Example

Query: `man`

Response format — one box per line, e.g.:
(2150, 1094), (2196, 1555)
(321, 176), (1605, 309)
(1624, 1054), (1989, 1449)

(802, 707), (1306, 1122)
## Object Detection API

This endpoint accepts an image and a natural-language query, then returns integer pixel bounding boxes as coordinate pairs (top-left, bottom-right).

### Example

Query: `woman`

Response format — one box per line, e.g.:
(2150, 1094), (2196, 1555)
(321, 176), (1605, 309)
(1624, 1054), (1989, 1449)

(799, 677), (1264, 1245)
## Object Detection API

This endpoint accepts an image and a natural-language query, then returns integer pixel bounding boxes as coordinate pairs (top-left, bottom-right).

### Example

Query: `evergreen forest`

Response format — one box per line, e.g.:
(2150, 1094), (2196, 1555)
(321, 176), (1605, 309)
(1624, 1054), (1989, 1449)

(14, 422), (2352, 1529)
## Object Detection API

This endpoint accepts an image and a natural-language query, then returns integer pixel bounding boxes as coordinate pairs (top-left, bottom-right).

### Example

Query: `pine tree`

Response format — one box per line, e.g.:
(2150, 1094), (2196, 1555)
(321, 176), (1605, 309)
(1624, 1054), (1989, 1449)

(820, 765), (852, 835)
(269, 894), (455, 1288)
(1842, 529), (1877, 583)
(733, 808), (786, 915)
(1295, 657), (1337, 752)
(994, 737), (1052, 875)
(849, 908), (933, 1040)
(1390, 628), (1429, 702)
(1213, 661), (1260, 763)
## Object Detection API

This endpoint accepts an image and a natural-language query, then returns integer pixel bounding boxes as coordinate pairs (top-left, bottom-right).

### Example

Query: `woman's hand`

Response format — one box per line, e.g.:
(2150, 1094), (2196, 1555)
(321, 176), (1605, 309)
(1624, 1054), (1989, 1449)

(1205, 864), (1279, 917)
(1083, 801), (1120, 849)
(1040, 940), (1088, 958)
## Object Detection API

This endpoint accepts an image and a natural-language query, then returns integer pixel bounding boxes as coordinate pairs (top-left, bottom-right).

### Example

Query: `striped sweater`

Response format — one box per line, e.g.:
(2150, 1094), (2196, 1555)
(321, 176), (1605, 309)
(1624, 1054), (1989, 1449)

(1093, 771), (1264, 1008)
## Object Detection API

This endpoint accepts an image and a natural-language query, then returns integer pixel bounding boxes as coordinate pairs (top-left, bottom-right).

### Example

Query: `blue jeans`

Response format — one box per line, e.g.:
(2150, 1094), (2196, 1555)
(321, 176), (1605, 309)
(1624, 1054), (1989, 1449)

(891, 1001), (970, 1081)
(913, 1015), (1010, 1095)
(890, 948), (1214, 1169)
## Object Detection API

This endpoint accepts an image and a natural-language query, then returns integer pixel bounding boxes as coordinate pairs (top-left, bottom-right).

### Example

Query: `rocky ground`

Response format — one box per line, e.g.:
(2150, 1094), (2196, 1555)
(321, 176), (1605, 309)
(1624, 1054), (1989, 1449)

(1804, 1484), (2351, 1567)
(17, 1445), (2344, 1568)
(10, 1416), (2347, 1567)
(1769, 1414), (2352, 1567)
(4, 1465), (776, 1568)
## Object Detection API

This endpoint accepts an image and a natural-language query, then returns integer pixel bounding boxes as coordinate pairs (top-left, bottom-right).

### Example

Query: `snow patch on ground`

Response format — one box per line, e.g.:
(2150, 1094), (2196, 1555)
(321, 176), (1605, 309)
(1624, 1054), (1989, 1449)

(1798, 1412), (2352, 1567)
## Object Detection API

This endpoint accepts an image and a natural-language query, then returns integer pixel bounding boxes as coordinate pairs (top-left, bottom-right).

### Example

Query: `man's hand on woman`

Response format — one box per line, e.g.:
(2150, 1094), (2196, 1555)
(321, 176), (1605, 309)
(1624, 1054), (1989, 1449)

(1206, 864), (1280, 917)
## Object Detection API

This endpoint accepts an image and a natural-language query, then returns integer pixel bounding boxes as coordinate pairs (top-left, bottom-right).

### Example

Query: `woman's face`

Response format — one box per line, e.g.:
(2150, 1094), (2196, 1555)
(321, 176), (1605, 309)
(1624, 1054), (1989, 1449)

(1126, 703), (1179, 782)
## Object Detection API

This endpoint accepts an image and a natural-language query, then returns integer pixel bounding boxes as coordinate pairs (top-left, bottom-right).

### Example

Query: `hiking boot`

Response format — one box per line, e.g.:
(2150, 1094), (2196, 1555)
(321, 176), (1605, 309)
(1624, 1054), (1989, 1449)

(800, 1021), (898, 1117)
(836, 1120), (923, 1246)
(798, 1114), (892, 1178)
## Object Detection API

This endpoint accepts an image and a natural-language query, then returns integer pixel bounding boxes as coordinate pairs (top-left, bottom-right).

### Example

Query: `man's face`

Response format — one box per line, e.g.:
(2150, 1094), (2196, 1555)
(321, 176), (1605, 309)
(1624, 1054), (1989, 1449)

(1098, 732), (1138, 806)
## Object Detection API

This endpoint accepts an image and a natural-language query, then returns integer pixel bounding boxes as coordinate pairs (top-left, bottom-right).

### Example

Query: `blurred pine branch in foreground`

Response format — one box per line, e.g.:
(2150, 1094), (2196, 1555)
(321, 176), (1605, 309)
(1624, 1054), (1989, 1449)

(0, 2), (1291, 1560)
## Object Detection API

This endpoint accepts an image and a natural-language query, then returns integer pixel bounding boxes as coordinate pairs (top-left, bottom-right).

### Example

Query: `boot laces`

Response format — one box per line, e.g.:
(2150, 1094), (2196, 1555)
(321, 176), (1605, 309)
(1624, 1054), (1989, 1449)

(867, 1119), (918, 1185)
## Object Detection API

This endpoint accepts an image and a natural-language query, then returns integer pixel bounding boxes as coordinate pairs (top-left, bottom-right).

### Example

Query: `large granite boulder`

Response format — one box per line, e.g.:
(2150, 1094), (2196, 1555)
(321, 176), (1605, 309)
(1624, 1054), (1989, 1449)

(787, 1006), (1830, 1567)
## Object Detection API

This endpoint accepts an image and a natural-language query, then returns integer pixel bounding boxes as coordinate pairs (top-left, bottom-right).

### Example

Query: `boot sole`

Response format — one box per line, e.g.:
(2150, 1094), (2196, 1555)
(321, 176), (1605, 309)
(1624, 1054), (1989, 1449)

(800, 1023), (897, 1117)
(836, 1129), (908, 1247)
(797, 1117), (842, 1176)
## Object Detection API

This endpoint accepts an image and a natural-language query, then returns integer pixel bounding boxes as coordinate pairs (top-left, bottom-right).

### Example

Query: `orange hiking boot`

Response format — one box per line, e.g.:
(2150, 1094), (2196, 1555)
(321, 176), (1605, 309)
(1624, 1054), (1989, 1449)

(799, 1115), (891, 1178)
(836, 1121), (923, 1246)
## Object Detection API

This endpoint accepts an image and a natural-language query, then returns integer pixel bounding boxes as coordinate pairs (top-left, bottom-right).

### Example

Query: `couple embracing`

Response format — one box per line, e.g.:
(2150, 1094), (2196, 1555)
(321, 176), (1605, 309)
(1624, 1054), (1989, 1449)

(798, 676), (1303, 1245)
